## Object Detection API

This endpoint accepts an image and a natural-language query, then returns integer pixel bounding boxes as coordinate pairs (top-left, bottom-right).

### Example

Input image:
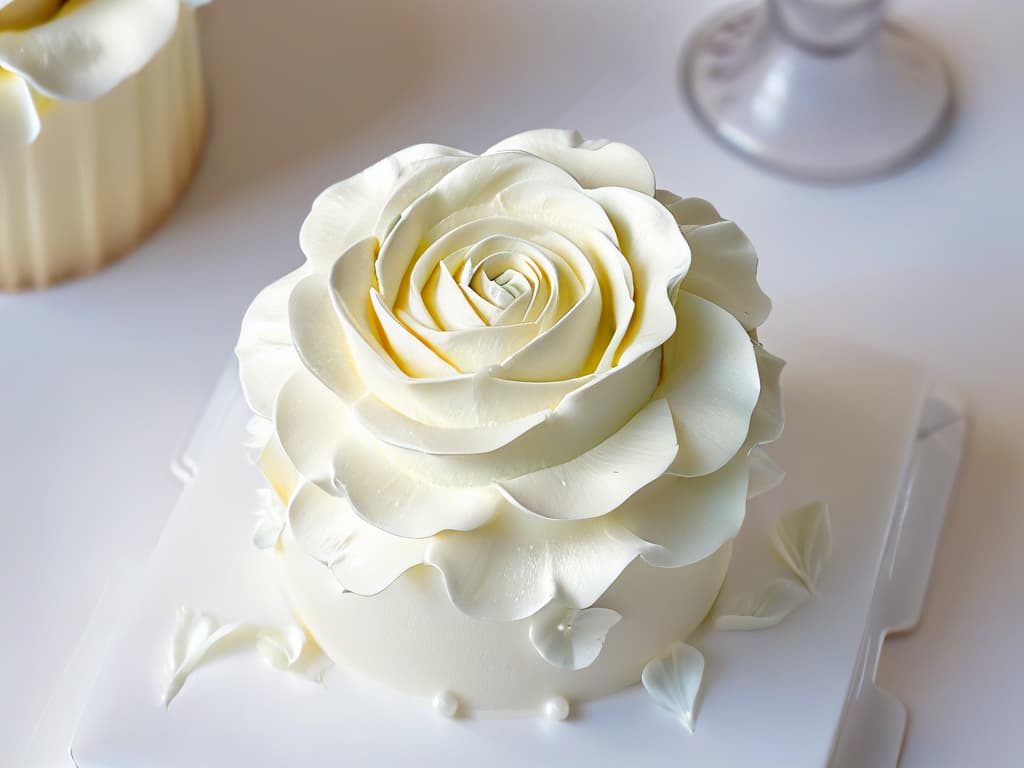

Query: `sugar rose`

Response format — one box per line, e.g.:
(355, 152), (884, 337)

(237, 130), (783, 621)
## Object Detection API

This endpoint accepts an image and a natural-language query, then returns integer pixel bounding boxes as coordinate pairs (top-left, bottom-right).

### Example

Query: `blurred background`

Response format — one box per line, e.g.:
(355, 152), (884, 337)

(2, 0), (1022, 764)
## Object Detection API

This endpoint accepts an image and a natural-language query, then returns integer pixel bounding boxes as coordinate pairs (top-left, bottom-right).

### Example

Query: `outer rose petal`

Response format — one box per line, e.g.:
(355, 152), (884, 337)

(288, 482), (428, 595)
(275, 368), (500, 538)
(367, 351), (663, 487)
(660, 291), (761, 477)
(425, 504), (639, 621)
(746, 344), (785, 447)
(747, 447), (785, 499)
(496, 398), (678, 520)
(0, 70), (39, 144)
(236, 267), (306, 419)
(609, 451), (750, 568)
(300, 148), (471, 270)
(485, 129), (656, 196)
(658, 193), (771, 332)
(0, 0), (179, 101)
(289, 272), (366, 404)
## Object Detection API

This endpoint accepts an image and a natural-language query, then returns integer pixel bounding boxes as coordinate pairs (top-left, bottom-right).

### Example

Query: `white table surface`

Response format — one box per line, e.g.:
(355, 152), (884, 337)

(2, 0), (1021, 765)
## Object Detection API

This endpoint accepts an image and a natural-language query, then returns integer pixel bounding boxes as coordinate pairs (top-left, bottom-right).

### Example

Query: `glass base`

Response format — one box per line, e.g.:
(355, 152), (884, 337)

(683, 3), (955, 183)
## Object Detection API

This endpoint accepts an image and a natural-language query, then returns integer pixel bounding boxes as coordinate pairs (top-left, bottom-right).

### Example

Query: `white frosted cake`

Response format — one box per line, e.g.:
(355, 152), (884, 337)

(0, 0), (208, 291)
(234, 129), (786, 720)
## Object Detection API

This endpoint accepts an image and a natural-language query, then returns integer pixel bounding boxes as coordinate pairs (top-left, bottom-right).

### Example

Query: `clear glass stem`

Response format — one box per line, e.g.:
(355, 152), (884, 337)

(683, 0), (954, 182)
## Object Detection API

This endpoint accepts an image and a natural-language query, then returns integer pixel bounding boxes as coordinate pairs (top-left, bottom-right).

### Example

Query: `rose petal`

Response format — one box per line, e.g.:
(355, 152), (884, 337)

(496, 270), (601, 381)
(425, 504), (638, 621)
(375, 154), (582, 303)
(660, 292), (761, 477)
(0, 0), (179, 101)
(288, 482), (428, 595)
(654, 191), (719, 226)
(276, 369), (500, 538)
(422, 260), (486, 329)
(587, 187), (690, 368)
(369, 289), (459, 377)
(329, 237), (456, 381)
(236, 267), (307, 419)
(673, 204), (771, 332)
(351, 394), (549, 455)
(747, 447), (785, 499)
(746, 344), (785, 447)
(714, 578), (809, 631)
(300, 148), (469, 270)
(368, 350), (662, 484)
(289, 272), (366, 403)
(528, 605), (622, 670)
(0, 70), (39, 144)
(496, 398), (678, 520)
(485, 129), (656, 195)
(609, 452), (749, 568)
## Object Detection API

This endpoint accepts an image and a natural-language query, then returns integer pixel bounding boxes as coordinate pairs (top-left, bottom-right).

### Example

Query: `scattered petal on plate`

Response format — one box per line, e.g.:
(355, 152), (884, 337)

(771, 501), (831, 593)
(714, 578), (809, 631)
(164, 608), (246, 707)
(641, 642), (705, 733)
(528, 605), (622, 670)
(256, 624), (333, 683)
(163, 609), (332, 706)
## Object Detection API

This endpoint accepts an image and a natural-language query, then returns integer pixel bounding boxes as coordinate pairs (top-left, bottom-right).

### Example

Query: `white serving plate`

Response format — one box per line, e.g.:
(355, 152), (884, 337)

(53, 334), (964, 767)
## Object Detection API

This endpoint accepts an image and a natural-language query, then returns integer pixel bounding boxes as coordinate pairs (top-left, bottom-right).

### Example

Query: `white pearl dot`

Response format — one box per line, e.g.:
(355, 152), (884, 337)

(544, 696), (570, 721)
(433, 690), (459, 718)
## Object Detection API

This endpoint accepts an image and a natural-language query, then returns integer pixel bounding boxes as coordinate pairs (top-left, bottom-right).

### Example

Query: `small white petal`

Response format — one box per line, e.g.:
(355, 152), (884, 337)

(529, 605), (622, 670)
(164, 609), (246, 707)
(714, 578), (809, 631)
(256, 625), (306, 670)
(641, 642), (705, 732)
(772, 501), (831, 593)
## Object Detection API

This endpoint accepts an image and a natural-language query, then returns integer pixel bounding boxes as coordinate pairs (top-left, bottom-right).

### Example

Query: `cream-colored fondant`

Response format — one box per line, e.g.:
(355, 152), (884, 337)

(0, 5), (206, 290)
(280, 527), (731, 715)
